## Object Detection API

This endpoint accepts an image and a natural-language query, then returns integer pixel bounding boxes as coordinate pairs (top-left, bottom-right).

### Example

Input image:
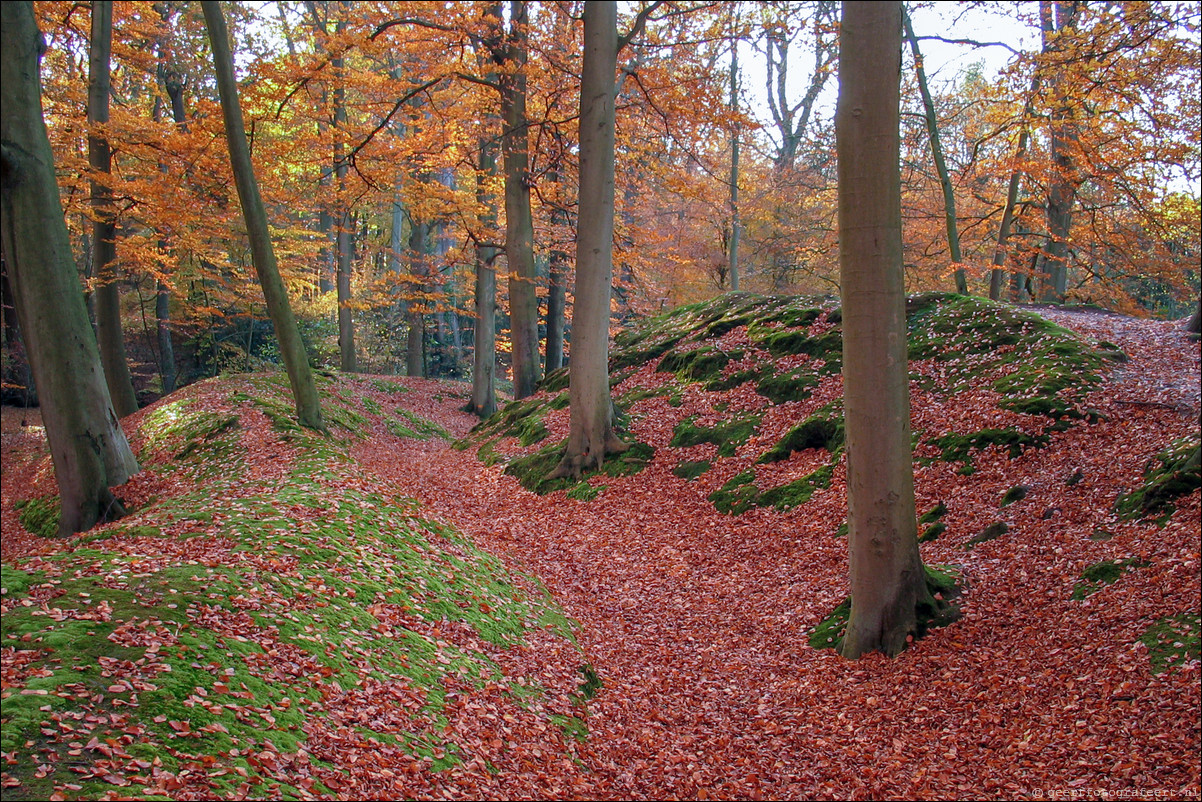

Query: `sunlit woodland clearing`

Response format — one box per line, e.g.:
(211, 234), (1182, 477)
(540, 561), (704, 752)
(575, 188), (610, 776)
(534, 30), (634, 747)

(1, 0), (1200, 799)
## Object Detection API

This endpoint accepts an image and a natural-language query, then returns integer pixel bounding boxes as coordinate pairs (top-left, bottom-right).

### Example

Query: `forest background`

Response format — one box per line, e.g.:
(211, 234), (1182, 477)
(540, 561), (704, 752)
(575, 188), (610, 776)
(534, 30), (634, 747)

(0, 0), (1198, 407)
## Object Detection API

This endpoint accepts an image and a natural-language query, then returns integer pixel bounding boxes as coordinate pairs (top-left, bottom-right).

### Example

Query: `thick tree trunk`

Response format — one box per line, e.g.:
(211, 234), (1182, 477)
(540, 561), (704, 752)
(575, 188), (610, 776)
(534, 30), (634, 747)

(1038, 0), (1079, 304)
(836, 0), (932, 659)
(202, 0), (324, 431)
(550, 1), (626, 480)
(498, 0), (540, 399)
(89, 0), (139, 416)
(1186, 298), (1201, 334)
(902, 10), (967, 296)
(1, 0), (139, 535)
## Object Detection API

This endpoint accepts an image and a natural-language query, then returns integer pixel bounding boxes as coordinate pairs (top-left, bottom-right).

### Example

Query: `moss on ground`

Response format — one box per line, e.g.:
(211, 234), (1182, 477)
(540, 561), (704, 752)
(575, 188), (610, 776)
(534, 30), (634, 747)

(503, 439), (654, 495)
(1115, 434), (1201, 524)
(15, 496), (59, 538)
(1071, 557), (1150, 600)
(965, 521), (1009, 549)
(671, 413), (762, 458)
(0, 375), (586, 799)
(1139, 612), (1201, 674)
(673, 459), (713, 481)
(758, 407), (843, 464)
(808, 564), (964, 652)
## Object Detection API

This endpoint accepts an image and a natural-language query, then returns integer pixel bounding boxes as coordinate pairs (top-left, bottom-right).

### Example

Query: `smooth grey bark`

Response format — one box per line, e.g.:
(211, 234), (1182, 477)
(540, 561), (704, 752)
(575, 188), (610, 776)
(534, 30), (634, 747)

(332, 10), (356, 373)
(550, 1), (627, 480)
(201, 0), (325, 431)
(406, 218), (430, 378)
(902, 8), (967, 295)
(727, 13), (740, 293)
(1038, 0), (1080, 304)
(89, 0), (139, 416)
(545, 165), (568, 373)
(495, 0), (540, 399)
(1, 0), (139, 535)
(836, 0), (932, 659)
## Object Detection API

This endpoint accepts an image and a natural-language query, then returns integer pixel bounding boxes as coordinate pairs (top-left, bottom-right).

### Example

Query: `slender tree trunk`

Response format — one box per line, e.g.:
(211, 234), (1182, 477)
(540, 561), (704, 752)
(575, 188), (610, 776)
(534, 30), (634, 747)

(988, 71), (1042, 300)
(201, 0), (324, 431)
(89, 0), (139, 416)
(545, 166), (568, 373)
(407, 218), (429, 378)
(332, 12), (356, 372)
(550, 1), (626, 480)
(1, 0), (139, 534)
(728, 14), (740, 293)
(902, 9), (967, 295)
(498, 0), (540, 399)
(836, 0), (932, 659)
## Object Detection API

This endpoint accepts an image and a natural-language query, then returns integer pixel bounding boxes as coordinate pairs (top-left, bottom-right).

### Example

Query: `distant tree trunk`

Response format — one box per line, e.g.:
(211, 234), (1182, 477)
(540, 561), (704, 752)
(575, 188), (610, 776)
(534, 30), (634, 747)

(469, 17), (501, 418)
(201, 0), (325, 431)
(496, 0), (540, 399)
(407, 218), (429, 378)
(902, 9), (967, 296)
(1, 0), (139, 534)
(550, 1), (626, 480)
(545, 165), (568, 373)
(1038, 0), (1080, 304)
(988, 72), (1042, 301)
(836, 0), (932, 659)
(88, 0), (139, 416)
(154, 15), (188, 394)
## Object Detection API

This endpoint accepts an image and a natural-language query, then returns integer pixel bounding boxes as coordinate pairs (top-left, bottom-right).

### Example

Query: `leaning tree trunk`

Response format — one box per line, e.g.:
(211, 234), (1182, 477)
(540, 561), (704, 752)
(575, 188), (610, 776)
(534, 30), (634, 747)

(550, 0), (626, 480)
(201, 0), (324, 431)
(902, 9), (967, 296)
(836, 0), (933, 659)
(1, 0), (139, 535)
(1186, 298), (1201, 334)
(89, 0), (139, 416)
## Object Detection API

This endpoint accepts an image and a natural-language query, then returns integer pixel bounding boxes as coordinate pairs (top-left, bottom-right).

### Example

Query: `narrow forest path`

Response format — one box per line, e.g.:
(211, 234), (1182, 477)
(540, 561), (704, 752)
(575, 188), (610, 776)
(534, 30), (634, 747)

(353, 310), (1201, 800)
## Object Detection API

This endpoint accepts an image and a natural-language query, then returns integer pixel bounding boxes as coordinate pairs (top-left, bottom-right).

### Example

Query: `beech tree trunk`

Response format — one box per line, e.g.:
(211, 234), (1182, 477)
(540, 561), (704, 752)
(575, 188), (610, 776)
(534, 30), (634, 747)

(469, 131), (500, 417)
(902, 9), (967, 295)
(1038, 0), (1079, 304)
(550, 1), (626, 480)
(202, 0), (325, 431)
(1, 0), (139, 535)
(1186, 299), (1201, 334)
(545, 165), (568, 373)
(332, 11), (356, 373)
(407, 218), (430, 378)
(89, 0), (139, 417)
(836, 0), (932, 659)
(497, 0), (540, 399)
(988, 71), (1042, 301)
(727, 15), (740, 293)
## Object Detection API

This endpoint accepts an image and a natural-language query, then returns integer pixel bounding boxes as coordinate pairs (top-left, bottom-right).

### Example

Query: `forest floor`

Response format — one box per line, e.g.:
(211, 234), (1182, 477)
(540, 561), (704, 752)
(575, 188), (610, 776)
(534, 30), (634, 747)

(2, 303), (1199, 800)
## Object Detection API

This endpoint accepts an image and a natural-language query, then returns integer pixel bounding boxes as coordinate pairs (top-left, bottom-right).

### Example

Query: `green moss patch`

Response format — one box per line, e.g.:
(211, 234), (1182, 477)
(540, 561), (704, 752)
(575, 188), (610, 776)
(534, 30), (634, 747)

(15, 496), (59, 538)
(1139, 612), (1201, 674)
(808, 564), (964, 652)
(1071, 557), (1150, 600)
(1115, 434), (1201, 523)
(673, 459), (713, 481)
(965, 521), (1009, 549)
(758, 408), (843, 464)
(1001, 485), (1030, 506)
(671, 413), (762, 459)
(503, 439), (654, 495)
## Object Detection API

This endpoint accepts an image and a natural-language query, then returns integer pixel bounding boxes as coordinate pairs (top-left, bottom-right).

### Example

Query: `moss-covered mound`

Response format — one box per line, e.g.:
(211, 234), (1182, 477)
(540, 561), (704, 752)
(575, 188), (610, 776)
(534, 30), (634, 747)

(1, 374), (588, 800)
(1115, 433), (1201, 524)
(461, 292), (1124, 517)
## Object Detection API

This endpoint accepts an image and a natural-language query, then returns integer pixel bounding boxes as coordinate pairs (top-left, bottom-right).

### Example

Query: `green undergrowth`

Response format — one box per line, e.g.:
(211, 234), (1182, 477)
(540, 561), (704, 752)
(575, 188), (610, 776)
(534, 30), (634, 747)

(502, 439), (655, 495)
(808, 564), (964, 652)
(1, 373), (586, 800)
(1115, 434), (1201, 524)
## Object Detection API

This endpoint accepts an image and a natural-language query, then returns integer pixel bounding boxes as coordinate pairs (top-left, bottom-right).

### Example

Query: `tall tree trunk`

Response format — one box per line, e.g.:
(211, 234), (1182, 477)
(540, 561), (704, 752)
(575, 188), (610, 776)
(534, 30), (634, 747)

(497, 0), (540, 399)
(1039, 0), (1080, 304)
(902, 9), (967, 295)
(727, 15), (741, 293)
(153, 16), (188, 395)
(1186, 298), (1201, 334)
(550, 1), (626, 480)
(201, 0), (324, 431)
(89, 0), (139, 416)
(332, 10), (356, 372)
(1, 0), (139, 534)
(836, 0), (932, 659)
(988, 72), (1042, 301)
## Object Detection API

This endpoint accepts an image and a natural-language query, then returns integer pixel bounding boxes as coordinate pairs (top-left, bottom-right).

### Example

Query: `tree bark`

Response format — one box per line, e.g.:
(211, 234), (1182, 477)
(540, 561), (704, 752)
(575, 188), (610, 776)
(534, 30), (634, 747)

(550, 1), (626, 480)
(201, 0), (325, 431)
(89, 0), (139, 416)
(1186, 298), (1201, 334)
(407, 218), (429, 378)
(1038, 0), (1080, 304)
(727, 13), (741, 293)
(836, 0), (931, 659)
(332, 8), (356, 372)
(902, 9), (967, 295)
(988, 70), (1042, 301)
(1, 0), (138, 535)
(497, 0), (540, 399)
(545, 165), (568, 373)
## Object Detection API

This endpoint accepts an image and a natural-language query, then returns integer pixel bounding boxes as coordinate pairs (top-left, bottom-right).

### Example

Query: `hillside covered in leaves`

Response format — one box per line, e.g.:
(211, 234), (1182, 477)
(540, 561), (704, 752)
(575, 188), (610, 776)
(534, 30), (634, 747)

(2, 294), (1200, 800)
